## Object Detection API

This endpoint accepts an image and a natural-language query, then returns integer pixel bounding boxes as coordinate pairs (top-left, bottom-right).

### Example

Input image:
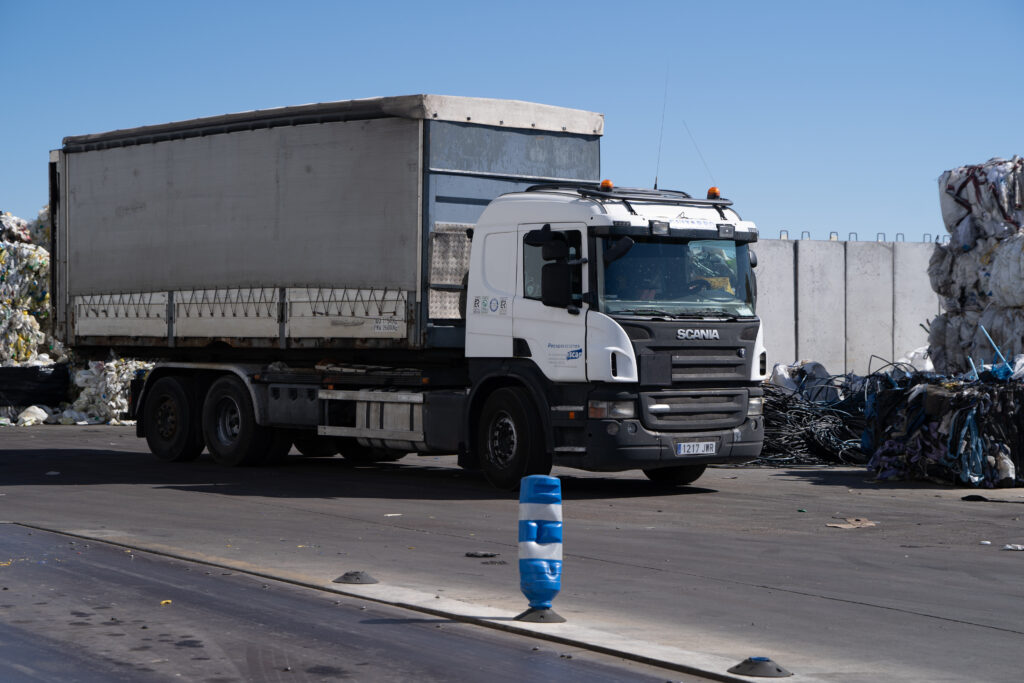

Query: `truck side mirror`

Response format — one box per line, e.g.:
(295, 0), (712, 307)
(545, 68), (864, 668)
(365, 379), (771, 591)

(541, 262), (572, 308)
(749, 249), (758, 268)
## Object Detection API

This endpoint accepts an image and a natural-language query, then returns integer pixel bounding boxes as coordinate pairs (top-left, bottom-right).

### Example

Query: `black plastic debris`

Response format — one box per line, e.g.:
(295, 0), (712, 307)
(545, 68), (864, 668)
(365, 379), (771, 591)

(0, 363), (70, 416)
(727, 656), (793, 677)
(758, 382), (866, 466)
(756, 359), (1024, 488)
(465, 551), (499, 558)
(332, 571), (378, 585)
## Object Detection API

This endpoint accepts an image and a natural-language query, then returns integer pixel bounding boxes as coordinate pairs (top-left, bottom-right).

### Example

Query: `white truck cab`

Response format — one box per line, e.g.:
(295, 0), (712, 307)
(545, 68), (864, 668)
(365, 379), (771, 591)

(464, 183), (766, 486)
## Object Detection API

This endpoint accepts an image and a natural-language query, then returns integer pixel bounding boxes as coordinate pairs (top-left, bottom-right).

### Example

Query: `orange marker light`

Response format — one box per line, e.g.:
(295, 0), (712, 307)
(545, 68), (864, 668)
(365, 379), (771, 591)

(600, 179), (614, 191)
(706, 186), (720, 199)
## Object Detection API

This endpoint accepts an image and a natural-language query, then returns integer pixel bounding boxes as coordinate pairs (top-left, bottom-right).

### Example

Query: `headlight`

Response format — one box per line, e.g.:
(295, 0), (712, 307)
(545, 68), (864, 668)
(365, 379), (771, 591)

(588, 400), (636, 419)
(747, 397), (764, 416)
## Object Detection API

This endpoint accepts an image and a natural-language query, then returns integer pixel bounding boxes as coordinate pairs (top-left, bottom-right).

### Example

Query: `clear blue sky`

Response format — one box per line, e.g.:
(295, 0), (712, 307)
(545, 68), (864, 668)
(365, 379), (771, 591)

(3, 0), (1021, 242)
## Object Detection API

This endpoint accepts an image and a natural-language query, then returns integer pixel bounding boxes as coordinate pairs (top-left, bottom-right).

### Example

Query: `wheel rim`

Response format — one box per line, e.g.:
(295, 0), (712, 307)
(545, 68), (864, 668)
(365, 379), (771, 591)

(154, 396), (179, 440)
(213, 396), (242, 446)
(487, 412), (518, 468)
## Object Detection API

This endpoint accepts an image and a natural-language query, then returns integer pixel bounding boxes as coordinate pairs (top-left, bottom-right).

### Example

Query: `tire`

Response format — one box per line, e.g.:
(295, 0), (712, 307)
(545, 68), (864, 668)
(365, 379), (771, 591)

(293, 434), (339, 458)
(202, 375), (283, 466)
(143, 376), (203, 462)
(643, 464), (707, 487)
(477, 387), (551, 489)
(336, 438), (405, 464)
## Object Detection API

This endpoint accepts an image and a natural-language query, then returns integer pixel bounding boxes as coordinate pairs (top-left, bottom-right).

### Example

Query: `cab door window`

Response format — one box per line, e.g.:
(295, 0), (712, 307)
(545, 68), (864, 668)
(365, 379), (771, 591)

(523, 230), (582, 304)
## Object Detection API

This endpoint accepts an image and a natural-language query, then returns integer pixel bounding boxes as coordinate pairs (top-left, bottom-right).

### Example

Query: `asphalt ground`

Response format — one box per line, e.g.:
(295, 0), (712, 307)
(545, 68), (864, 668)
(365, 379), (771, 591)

(3, 426), (1024, 681)
(0, 524), (695, 682)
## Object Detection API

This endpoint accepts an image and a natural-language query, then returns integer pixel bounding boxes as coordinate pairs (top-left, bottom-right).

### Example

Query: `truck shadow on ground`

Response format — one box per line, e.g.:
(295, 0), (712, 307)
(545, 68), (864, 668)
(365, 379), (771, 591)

(0, 447), (714, 501)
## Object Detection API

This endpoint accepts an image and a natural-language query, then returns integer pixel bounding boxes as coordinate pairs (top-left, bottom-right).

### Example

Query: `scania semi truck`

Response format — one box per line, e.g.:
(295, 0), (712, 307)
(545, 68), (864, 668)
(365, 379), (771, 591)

(50, 95), (766, 488)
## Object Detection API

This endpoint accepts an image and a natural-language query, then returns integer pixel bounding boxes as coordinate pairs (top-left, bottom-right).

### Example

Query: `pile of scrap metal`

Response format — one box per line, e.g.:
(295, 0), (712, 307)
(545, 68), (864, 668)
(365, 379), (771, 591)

(757, 361), (867, 466)
(863, 368), (1021, 487)
(762, 357), (1023, 488)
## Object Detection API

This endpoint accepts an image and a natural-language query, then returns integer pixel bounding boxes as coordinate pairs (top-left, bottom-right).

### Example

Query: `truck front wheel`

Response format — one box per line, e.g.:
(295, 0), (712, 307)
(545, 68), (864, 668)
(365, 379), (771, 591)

(143, 376), (203, 462)
(477, 387), (551, 489)
(202, 375), (289, 466)
(643, 464), (707, 487)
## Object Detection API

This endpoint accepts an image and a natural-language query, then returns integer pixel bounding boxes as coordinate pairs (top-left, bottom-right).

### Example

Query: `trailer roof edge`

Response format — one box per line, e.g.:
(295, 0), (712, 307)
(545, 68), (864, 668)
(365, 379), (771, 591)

(61, 94), (605, 149)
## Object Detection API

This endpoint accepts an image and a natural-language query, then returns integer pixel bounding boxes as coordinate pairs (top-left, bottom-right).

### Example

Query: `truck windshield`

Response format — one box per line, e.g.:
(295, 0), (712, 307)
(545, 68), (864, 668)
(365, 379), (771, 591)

(598, 238), (755, 317)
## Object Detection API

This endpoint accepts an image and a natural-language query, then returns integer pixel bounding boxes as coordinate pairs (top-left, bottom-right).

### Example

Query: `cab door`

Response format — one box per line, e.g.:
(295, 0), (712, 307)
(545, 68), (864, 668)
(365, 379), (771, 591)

(513, 223), (588, 382)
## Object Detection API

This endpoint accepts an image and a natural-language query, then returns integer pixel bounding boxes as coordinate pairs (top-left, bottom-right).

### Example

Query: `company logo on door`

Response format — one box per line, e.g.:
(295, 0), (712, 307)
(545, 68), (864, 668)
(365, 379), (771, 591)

(471, 296), (509, 316)
(547, 343), (583, 366)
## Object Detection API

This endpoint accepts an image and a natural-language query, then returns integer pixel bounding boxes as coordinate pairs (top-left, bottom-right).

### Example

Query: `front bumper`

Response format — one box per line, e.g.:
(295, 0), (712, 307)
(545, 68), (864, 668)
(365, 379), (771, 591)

(557, 415), (764, 472)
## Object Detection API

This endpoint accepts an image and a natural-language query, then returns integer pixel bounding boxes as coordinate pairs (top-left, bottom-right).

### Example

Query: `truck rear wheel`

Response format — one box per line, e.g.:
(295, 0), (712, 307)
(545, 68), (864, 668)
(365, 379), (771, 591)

(143, 376), (203, 462)
(202, 375), (288, 466)
(477, 387), (551, 489)
(643, 464), (707, 487)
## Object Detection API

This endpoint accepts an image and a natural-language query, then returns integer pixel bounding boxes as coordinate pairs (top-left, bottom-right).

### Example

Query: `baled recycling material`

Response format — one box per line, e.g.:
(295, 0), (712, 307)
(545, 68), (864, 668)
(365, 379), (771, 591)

(1, 209), (52, 364)
(764, 360), (1023, 488)
(0, 208), (151, 425)
(67, 360), (153, 424)
(0, 358), (152, 425)
(929, 156), (1024, 374)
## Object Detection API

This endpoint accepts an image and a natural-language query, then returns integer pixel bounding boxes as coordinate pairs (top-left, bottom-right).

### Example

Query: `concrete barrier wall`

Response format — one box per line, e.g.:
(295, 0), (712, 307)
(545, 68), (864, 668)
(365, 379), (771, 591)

(753, 240), (796, 367)
(756, 239), (939, 375)
(893, 242), (942, 367)
(795, 240), (847, 373)
(845, 242), (894, 374)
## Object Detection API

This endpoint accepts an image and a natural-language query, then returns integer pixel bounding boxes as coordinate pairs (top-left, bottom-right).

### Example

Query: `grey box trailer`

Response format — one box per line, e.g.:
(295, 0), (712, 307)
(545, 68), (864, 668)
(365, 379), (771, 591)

(50, 95), (765, 489)
(50, 95), (603, 358)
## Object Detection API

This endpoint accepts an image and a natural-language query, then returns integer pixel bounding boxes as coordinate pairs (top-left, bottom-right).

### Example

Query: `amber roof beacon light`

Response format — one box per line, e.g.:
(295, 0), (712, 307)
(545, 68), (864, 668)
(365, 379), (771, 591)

(706, 186), (720, 199)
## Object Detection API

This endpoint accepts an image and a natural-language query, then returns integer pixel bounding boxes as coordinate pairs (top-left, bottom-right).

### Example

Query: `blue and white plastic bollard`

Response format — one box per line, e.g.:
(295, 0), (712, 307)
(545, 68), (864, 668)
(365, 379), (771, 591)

(515, 475), (566, 622)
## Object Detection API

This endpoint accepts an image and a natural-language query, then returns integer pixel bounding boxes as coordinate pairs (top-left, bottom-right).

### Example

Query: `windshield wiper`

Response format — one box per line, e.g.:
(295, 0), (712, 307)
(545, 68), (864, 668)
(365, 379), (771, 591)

(682, 309), (740, 320)
(616, 307), (679, 318)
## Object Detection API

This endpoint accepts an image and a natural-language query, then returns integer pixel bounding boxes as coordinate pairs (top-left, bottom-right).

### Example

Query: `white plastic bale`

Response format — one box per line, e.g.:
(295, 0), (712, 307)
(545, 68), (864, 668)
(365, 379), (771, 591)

(938, 156), (1024, 239)
(28, 206), (49, 247)
(936, 310), (983, 375)
(928, 243), (955, 297)
(949, 237), (998, 307)
(989, 233), (1024, 308)
(0, 215), (54, 363)
(972, 306), (1024, 364)
(0, 212), (32, 243)
(928, 314), (949, 372)
(70, 359), (154, 423)
(0, 309), (45, 363)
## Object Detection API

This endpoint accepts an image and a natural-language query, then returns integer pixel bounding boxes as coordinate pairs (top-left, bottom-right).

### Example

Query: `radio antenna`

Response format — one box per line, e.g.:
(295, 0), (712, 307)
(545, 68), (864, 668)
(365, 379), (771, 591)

(683, 119), (717, 187)
(653, 63), (669, 190)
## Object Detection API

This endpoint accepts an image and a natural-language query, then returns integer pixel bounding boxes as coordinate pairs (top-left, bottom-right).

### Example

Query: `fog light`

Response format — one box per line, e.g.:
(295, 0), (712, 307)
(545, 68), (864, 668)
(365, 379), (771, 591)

(627, 422), (638, 434)
(588, 400), (636, 419)
(747, 397), (763, 416)
(606, 422), (620, 435)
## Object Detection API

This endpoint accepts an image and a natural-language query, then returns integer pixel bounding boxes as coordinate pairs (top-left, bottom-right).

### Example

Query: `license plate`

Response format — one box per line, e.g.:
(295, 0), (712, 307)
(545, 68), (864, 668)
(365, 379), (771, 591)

(675, 441), (716, 456)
